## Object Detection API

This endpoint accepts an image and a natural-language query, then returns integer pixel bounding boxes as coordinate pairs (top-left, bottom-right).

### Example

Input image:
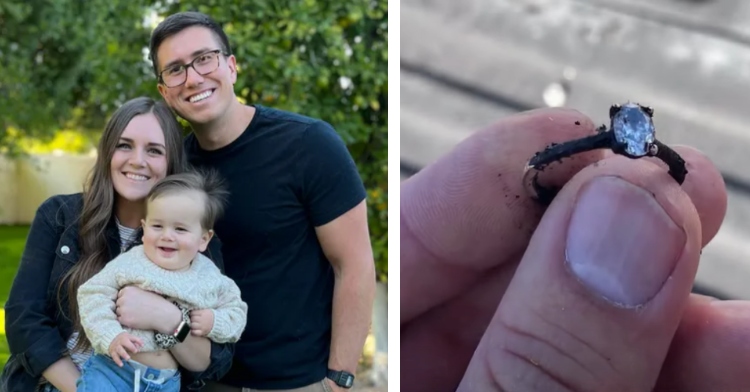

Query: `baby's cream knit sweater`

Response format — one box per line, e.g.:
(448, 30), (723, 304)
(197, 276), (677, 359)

(78, 244), (248, 355)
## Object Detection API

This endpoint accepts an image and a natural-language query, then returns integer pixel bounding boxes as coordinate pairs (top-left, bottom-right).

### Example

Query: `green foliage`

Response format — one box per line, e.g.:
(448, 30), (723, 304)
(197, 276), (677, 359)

(0, 226), (28, 308)
(0, 0), (388, 281)
(0, 0), (157, 152)
(0, 225), (31, 369)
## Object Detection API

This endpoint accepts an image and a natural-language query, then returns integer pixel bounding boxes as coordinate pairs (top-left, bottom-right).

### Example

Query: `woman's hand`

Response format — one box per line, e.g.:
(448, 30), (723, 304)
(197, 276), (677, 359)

(115, 286), (181, 333)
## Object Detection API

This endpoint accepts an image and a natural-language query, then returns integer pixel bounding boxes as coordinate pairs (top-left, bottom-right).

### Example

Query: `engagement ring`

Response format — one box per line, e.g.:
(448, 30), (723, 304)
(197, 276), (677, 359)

(523, 102), (687, 204)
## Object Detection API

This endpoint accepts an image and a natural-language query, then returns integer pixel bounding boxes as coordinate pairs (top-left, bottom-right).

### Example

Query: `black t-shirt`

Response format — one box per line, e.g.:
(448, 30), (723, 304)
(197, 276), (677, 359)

(184, 105), (367, 389)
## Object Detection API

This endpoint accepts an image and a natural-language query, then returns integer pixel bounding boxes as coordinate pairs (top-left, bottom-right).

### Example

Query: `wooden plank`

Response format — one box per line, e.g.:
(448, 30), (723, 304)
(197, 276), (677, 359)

(401, 71), (518, 168)
(401, 0), (750, 184)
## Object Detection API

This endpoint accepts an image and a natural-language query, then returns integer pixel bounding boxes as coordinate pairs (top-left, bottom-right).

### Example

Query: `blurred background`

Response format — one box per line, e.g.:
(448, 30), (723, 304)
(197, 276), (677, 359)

(0, 1), (387, 389)
(401, 0), (750, 301)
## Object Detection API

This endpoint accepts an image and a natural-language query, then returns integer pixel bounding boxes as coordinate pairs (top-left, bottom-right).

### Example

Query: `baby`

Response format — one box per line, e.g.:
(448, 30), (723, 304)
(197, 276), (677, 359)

(76, 170), (247, 391)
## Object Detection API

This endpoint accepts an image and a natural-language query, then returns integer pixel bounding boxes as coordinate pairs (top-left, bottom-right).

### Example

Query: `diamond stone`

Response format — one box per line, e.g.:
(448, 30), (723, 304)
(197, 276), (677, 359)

(612, 103), (655, 157)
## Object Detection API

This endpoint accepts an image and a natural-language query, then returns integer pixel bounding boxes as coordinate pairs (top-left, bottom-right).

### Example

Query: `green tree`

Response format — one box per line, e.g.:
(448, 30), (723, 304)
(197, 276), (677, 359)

(0, 0), (157, 151)
(0, 0), (388, 280)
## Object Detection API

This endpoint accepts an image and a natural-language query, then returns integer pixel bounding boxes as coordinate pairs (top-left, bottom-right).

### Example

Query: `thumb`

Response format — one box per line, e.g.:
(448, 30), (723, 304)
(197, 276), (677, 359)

(458, 157), (702, 392)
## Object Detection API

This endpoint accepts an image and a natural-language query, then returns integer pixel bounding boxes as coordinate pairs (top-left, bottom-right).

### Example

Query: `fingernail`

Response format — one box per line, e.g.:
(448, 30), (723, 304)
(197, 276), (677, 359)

(566, 176), (685, 307)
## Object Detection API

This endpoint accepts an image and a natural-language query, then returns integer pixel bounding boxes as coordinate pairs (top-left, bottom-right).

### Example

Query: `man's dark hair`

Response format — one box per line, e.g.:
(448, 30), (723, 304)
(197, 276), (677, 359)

(149, 11), (232, 77)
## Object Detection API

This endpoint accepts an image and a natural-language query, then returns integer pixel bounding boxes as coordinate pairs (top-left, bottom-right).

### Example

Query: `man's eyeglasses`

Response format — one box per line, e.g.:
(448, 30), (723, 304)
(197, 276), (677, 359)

(159, 49), (226, 88)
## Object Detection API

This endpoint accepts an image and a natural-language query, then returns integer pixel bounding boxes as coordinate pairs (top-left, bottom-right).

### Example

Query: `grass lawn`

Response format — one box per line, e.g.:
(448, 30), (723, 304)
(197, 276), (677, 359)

(0, 225), (30, 369)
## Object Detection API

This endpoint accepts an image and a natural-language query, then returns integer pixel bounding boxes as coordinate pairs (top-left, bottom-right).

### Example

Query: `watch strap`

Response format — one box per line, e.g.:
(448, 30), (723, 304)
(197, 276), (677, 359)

(327, 369), (355, 388)
(155, 301), (190, 349)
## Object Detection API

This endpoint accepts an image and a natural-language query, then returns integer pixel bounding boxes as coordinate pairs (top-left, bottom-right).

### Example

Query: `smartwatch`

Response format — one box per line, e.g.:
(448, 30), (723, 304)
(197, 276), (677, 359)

(155, 301), (191, 349)
(174, 318), (191, 343)
(327, 369), (355, 389)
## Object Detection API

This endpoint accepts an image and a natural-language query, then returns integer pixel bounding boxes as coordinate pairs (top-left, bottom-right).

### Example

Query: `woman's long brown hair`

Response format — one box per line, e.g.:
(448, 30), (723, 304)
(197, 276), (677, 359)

(59, 96), (186, 353)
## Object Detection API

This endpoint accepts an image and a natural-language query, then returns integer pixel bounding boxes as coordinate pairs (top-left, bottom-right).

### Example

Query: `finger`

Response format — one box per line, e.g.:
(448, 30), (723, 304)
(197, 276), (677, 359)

(401, 108), (605, 323)
(110, 348), (123, 367)
(655, 297), (750, 391)
(117, 345), (131, 362)
(401, 146), (727, 392)
(600, 144), (728, 248)
(457, 157), (702, 391)
(643, 145), (726, 247)
(130, 336), (144, 351)
(121, 338), (139, 354)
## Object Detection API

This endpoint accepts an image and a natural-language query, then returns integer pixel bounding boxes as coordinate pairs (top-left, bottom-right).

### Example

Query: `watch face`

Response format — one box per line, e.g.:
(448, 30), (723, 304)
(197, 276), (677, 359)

(345, 376), (353, 387)
(175, 321), (191, 342)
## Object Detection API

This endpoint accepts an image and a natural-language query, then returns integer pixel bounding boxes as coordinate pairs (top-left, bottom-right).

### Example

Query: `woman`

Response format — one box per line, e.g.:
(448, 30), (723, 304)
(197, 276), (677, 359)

(0, 97), (233, 392)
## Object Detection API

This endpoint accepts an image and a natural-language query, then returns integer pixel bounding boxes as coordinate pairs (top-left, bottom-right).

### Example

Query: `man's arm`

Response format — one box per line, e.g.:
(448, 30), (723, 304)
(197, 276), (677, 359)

(315, 199), (376, 380)
(296, 120), (375, 386)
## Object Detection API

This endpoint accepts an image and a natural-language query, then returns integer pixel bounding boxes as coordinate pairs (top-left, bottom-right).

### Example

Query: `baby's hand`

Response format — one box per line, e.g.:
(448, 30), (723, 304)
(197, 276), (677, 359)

(109, 332), (143, 367)
(190, 309), (214, 337)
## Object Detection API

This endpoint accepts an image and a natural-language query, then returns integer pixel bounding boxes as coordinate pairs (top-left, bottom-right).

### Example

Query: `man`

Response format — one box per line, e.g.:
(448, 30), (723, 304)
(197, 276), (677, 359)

(148, 11), (376, 392)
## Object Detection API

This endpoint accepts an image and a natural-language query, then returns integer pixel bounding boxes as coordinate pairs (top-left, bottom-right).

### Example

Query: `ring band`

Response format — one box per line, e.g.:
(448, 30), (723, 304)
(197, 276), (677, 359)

(523, 102), (688, 204)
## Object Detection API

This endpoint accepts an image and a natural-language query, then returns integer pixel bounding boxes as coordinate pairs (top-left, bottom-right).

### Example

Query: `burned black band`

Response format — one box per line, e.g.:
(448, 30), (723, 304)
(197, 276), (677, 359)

(522, 102), (687, 204)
